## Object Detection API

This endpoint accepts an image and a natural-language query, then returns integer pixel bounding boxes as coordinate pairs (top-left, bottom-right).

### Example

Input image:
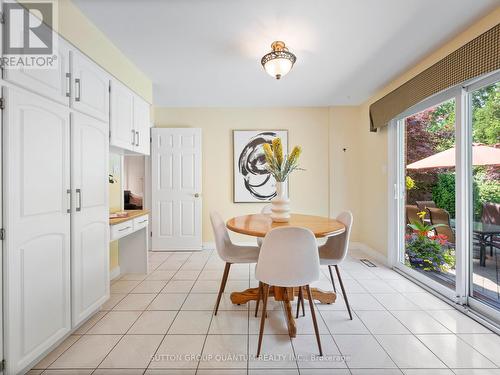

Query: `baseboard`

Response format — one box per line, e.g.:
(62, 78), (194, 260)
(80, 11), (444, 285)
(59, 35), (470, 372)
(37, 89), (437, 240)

(202, 242), (215, 250)
(349, 242), (389, 266)
(110, 266), (121, 280)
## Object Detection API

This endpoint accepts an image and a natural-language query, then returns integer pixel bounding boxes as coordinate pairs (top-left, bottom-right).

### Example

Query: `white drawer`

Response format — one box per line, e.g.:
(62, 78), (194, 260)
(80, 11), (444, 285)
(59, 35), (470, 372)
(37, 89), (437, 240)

(134, 215), (149, 230)
(110, 221), (134, 240)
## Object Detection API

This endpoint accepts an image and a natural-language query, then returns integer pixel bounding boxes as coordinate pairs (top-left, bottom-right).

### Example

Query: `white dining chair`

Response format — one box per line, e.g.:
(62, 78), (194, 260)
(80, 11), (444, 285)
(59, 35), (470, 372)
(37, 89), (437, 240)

(318, 211), (354, 319)
(254, 226), (322, 357)
(256, 204), (272, 247)
(209, 211), (260, 315)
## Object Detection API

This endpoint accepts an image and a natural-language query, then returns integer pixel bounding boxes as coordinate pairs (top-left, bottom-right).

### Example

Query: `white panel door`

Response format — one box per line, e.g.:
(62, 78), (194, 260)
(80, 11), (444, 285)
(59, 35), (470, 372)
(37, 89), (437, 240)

(4, 36), (71, 105)
(110, 79), (135, 151)
(71, 50), (110, 122)
(133, 95), (151, 155)
(3, 87), (71, 374)
(71, 112), (109, 326)
(151, 128), (202, 250)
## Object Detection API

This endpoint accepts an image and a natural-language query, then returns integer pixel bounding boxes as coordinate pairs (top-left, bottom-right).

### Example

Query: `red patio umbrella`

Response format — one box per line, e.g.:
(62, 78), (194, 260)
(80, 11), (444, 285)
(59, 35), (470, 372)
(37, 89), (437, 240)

(407, 144), (500, 170)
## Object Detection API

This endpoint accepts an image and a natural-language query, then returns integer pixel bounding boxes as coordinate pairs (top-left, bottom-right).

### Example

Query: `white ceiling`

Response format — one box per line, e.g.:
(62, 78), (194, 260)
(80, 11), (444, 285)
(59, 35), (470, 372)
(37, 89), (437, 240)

(73, 0), (498, 107)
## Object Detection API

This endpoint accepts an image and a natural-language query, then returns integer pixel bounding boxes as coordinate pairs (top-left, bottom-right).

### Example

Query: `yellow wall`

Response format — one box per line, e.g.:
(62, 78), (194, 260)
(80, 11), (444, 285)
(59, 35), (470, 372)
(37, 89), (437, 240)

(154, 107), (331, 243)
(56, 0), (153, 103)
(340, 7), (500, 257)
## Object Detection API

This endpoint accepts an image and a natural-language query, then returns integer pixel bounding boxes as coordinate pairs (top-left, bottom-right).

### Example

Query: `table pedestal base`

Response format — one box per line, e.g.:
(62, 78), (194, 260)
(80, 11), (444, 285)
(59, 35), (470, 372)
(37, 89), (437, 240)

(230, 286), (336, 338)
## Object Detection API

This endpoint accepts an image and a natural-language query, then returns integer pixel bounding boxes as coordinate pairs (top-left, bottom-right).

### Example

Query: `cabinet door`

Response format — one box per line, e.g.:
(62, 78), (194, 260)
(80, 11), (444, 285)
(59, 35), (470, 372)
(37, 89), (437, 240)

(133, 95), (151, 155)
(71, 50), (110, 122)
(3, 36), (71, 105)
(110, 79), (135, 151)
(3, 87), (71, 374)
(71, 112), (109, 327)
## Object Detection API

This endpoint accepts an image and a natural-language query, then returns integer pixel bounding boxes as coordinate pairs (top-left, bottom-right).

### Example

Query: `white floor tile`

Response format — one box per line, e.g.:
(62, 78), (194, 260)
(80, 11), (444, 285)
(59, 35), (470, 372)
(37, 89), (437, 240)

(149, 335), (205, 369)
(50, 335), (122, 368)
(457, 334), (500, 366)
(87, 311), (141, 334)
(346, 293), (386, 311)
(181, 293), (218, 310)
(292, 334), (347, 369)
(113, 294), (156, 311)
(390, 310), (451, 334)
(404, 293), (455, 310)
(111, 280), (141, 294)
(333, 335), (397, 369)
(147, 293), (188, 310)
(375, 334), (446, 368)
(161, 280), (195, 293)
(356, 310), (411, 334)
(99, 335), (163, 368)
(169, 310), (212, 334)
(249, 334), (296, 368)
(209, 311), (248, 334)
(128, 311), (177, 334)
(131, 280), (168, 293)
(33, 335), (81, 369)
(74, 311), (107, 334)
(402, 370), (454, 375)
(350, 370), (403, 375)
(199, 335), (248, 369)
(146, 270), (177, 281)
(101, 294), (127, 311)
(429, 310), (492, 334)
(372, 293), (421, 310)
(320, 311), (369, 334)
(417, 334), (496, 368)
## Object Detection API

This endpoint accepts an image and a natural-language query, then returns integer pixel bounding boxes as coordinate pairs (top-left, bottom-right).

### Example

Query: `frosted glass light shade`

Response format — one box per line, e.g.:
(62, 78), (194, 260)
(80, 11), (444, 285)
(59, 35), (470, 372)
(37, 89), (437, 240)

(261, 41), (296, 80)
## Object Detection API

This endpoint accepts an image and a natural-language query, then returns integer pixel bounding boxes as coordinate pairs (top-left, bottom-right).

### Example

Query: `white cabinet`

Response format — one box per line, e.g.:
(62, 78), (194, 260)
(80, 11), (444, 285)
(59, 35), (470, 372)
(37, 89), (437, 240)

(110, 79), (135, 150)
(71, 113), (110, 327)
(133, 95), (151, 155)
(3, 87), (72, 374)
(110, 78), (151, 155)
(3, 37), (72, 105)
(71, 50), (110, 122)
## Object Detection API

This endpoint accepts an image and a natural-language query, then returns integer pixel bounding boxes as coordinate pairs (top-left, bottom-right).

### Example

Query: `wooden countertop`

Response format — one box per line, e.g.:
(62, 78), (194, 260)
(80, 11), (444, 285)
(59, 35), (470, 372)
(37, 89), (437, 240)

(109, 209), (149, 226)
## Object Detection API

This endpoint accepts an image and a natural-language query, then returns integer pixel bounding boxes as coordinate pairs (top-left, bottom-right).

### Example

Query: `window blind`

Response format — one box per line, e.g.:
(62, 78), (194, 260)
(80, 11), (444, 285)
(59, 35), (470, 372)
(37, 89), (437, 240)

(369, 23), (500, 132)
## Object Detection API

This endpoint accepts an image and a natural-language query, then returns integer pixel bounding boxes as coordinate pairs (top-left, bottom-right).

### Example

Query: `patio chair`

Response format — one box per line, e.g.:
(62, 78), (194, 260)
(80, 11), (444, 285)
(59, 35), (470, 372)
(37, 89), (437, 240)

(406, 205), (421, 227)
(416, 200), (436, 211)
(481, 202), (500, 255)
(427, 207), (455, 244)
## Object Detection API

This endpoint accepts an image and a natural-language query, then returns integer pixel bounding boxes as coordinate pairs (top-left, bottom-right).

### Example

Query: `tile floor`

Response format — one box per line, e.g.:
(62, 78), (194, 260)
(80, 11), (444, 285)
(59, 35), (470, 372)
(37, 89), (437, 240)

(28, 248), (500, 375)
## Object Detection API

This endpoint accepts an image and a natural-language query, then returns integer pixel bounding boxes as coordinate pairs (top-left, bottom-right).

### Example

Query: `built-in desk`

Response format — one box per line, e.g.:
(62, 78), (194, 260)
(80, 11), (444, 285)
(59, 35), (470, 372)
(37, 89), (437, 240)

(110, 210), (149, 275)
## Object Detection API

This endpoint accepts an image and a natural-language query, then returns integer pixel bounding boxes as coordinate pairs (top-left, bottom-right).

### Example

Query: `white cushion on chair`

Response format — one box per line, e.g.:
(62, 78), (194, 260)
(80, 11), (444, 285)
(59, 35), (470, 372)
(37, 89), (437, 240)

(318, 211), (353, 266)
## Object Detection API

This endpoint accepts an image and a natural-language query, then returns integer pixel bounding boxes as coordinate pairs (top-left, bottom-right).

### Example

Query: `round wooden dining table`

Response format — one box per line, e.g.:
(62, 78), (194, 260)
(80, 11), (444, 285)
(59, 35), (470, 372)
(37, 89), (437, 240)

(226, 213), (346, 338)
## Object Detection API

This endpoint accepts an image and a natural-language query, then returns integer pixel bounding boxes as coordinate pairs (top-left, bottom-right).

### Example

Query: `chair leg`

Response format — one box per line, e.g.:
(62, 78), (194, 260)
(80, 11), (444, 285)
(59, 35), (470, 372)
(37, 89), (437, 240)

(256, 283), (270, 357)
(214, 262), (231, 316)
(328, 265), (337, 293)
(296, 287), (302, 318)
(255, 281), (263, 317)
(300, 288), (305, 317)
(305, 285), (322, 356)
(335, 265), (352, 320)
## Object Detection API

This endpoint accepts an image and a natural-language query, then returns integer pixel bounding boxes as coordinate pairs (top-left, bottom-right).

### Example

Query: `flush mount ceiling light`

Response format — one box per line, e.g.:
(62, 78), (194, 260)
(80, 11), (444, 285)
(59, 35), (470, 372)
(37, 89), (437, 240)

(261, 41), (297, 80)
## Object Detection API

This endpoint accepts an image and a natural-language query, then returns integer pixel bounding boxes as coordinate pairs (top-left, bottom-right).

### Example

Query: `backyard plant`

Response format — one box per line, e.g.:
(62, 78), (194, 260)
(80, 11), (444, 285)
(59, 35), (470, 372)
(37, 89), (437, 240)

(406, 211), (455, 272)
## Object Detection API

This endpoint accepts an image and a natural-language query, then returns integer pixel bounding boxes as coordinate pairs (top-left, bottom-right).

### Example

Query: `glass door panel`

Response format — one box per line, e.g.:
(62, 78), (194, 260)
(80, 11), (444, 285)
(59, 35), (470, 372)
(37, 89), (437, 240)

(401, 98), (457, 290)
(470, 81), (500, 310)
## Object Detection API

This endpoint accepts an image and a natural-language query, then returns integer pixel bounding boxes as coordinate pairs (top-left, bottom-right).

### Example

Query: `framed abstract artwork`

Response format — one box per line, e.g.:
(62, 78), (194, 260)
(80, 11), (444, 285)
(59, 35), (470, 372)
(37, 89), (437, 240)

(233, 130), (288, 203)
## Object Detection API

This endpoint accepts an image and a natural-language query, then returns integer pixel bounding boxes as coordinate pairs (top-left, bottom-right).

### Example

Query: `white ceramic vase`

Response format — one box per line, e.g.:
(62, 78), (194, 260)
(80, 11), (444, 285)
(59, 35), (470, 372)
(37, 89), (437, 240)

(271, 181), (290, 222)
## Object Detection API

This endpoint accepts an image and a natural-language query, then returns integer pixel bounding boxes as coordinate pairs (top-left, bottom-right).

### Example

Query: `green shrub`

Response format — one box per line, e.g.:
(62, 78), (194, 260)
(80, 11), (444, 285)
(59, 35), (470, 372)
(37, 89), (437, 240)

(432, 173), (456, 218)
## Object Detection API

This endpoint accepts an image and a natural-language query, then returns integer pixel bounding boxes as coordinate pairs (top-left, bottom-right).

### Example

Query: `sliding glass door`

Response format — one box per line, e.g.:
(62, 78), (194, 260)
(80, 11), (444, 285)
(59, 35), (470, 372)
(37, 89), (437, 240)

(391, 72), (500, 323)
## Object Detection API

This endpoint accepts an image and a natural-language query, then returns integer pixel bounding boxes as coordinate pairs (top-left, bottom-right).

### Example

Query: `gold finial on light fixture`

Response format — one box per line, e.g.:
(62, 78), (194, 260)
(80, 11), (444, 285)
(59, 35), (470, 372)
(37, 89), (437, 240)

(261, 41), (296, 80)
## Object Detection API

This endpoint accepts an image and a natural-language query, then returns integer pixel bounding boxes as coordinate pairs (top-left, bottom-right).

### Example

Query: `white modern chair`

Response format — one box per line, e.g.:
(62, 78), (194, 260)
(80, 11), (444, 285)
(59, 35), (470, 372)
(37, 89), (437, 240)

(318, 211), (353, 320)
(210, 211), (260, 315)
(254, 226), (322, 357)
(256, 204), (273, 247)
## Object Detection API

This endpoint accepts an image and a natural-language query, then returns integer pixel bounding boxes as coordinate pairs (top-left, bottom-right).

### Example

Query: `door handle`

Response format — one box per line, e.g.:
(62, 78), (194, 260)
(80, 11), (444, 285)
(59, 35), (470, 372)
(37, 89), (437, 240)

(75, 78), (81, 101)
(135, 131), (139, 146)
(65, 73), (71, 98)
(131, 129), (135, 145)
(194, 193), (200, 198)
(76, 189), (82, 212)
(66, 189), (71, 213)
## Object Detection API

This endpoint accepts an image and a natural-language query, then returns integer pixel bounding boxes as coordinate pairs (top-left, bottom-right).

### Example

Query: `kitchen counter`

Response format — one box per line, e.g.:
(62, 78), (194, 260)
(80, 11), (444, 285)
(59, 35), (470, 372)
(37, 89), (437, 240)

(109, 209), (149, 226)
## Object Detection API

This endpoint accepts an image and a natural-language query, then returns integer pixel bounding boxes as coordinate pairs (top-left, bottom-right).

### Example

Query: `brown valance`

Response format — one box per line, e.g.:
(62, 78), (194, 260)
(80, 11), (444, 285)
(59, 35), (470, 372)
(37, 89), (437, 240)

(369, 23), (500, 132)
